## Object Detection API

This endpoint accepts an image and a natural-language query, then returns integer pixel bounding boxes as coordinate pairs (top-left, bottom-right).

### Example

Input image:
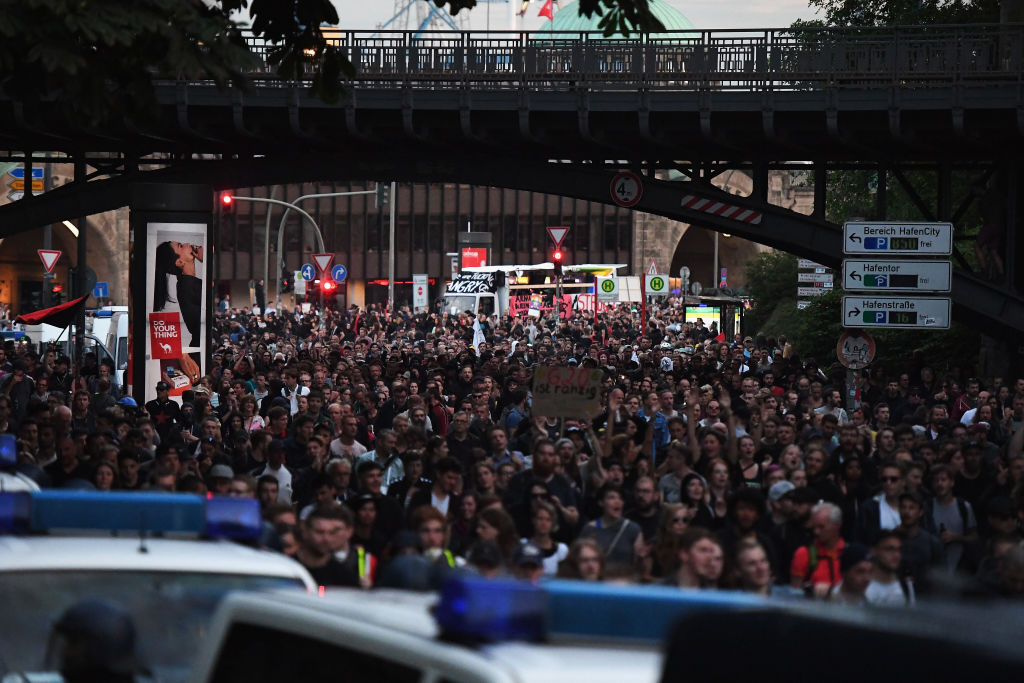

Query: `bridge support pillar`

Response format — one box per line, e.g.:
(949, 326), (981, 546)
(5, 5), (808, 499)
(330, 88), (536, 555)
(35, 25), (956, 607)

(129, 184), (213, 405)
(813, 160), (827, 219)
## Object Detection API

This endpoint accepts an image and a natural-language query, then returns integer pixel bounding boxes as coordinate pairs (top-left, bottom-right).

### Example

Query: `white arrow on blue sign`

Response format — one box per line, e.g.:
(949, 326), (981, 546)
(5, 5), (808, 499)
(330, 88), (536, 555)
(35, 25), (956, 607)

(331, 264), (347, 282)
(8, 167), (44, 180)
(300, 264), (315, 281)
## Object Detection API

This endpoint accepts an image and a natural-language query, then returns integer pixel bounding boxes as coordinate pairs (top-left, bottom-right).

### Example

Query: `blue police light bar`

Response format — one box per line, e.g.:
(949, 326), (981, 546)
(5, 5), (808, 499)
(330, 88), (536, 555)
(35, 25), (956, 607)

(435, 577), (765, 644)
(31, 490), (206, 534)
(0, 491), (263, 539)
(0, 493), (31, 534)
(435, 576), (547, 642)
(543, 579), (763, 642)
(0, 433), (17, 467)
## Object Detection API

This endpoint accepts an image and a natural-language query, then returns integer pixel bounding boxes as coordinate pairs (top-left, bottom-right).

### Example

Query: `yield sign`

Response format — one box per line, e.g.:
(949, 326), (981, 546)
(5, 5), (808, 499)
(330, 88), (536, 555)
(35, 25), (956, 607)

(546, 226), (569, 248)
(38, 249), (61, 273)
(647, 259), (659, 275)
(312, 253), (334, 273)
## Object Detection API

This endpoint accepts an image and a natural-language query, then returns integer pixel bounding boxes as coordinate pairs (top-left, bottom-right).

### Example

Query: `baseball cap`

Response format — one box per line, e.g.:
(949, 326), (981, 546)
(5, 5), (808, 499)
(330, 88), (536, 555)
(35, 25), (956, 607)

(208, 464), (234, 479)
(514, 541), (545, 568)
(768, 481), (796, 502)
(155, 381), (170, 391)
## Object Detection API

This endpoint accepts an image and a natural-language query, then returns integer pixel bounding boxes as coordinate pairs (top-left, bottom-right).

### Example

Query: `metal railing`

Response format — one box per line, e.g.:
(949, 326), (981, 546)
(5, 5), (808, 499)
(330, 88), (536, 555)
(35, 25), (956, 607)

(228, 24), (1024, 92)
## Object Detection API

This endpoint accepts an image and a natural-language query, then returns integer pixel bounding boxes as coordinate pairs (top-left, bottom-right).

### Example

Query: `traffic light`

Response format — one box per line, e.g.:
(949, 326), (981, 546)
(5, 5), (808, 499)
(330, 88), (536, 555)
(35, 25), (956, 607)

(51, 283), (64, 304)
(281, 271), (293, 293)
(322, 279), (337, 294)
(375, 184), (389, 208)
(220, 193), (234, 211)
(552, 250), (563, 277)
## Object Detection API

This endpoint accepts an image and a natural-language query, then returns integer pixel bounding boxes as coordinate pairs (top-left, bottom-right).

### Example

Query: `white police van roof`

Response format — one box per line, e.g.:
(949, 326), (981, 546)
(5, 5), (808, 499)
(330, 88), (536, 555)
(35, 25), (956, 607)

(0, 536), (314, 586)
(189, 586), (664, 683)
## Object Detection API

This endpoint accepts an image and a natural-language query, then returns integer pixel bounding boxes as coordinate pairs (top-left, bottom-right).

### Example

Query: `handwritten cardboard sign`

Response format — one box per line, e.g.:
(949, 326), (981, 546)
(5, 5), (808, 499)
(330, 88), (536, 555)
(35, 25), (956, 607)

(532, 366), (604, 418)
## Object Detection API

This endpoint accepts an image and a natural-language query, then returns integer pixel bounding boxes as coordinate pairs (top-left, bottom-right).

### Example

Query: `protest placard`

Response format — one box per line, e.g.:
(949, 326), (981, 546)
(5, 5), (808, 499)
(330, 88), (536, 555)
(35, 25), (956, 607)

(532, 366), (604, 418)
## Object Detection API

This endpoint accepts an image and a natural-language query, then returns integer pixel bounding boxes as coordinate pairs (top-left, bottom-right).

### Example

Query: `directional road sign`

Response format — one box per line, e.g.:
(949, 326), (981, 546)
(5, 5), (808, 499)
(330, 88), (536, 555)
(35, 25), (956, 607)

(546, 227), (569, 248)
(9, 179), (43, 192)
(798, 259), (827, 269)
(842, 259), (952, 292)
(312, 253), (333, 273)
(38, 249), (61, 273)
(8, 167), (43, 180)
(842, 296), (951, 329)
(797, 287), (830, 297)
(300, 264), (315, 281)
(596, 276), (619, 302)
(645, 274), (669, 296)
(798, 272), (834, 284)
(331, 264), (347, 282)
(843, 222), (953, 255)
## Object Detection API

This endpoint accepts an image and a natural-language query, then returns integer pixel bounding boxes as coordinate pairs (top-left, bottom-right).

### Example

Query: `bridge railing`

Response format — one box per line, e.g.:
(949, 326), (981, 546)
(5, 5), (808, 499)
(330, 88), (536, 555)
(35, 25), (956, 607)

(236, 24), (1024, 91)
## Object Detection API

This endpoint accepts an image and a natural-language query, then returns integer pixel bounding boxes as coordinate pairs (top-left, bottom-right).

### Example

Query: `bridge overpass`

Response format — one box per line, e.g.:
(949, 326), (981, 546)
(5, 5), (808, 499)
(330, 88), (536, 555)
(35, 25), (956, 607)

(0, 25), (1022, 333)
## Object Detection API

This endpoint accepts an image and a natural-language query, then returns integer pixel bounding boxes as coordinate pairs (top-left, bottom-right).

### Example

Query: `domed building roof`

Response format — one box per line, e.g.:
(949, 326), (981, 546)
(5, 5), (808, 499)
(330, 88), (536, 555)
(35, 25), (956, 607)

(547, 0), (695, 34)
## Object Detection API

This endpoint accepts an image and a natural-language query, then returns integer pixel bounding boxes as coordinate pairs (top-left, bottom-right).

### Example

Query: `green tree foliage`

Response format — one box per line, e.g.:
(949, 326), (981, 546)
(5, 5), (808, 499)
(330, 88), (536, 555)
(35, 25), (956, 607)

(0, 0), (258, 125)
(802, 0), (999, 26)
(743, 251), (798, 334)
(0, 0), (665, 125)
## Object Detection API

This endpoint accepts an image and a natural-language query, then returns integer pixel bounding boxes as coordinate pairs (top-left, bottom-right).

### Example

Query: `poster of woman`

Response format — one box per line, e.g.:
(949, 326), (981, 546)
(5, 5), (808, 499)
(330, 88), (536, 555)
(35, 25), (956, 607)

(145, 222), (207, 402)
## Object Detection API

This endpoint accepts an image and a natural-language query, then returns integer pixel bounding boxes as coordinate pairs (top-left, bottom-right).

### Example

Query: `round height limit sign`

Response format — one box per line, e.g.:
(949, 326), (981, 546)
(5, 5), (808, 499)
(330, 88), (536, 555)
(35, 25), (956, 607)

(610, 171), (643, 208)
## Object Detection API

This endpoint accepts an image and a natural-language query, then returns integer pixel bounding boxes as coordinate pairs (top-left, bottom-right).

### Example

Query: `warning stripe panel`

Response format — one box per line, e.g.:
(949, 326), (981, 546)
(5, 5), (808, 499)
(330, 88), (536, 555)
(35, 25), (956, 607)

(680, 195), (762, 225)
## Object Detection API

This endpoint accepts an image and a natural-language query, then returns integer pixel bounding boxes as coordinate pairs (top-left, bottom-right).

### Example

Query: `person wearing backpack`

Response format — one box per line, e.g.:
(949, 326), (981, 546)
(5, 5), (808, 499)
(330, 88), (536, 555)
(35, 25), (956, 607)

(865, 530), (915, 606)
(926, 464), (978, 574)
(790, 501), (846, 598)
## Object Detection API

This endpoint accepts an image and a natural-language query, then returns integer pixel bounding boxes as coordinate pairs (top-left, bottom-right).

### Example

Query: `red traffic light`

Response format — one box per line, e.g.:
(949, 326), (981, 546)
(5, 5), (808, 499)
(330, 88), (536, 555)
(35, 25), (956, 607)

(322, 280), (337, 292)
(51, 284), (63, 293)
(553, 250), (563, 261)
(221, 193), (233, 206)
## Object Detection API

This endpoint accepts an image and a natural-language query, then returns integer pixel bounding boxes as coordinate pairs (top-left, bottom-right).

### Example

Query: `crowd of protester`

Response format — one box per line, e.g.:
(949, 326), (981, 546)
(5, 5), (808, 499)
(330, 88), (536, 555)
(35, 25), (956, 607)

(3, 297), (1023, 603)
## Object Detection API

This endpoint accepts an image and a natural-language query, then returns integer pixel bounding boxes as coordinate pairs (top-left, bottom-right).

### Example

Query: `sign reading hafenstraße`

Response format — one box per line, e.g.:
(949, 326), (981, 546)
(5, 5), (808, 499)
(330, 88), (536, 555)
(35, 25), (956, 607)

(842, 296), (951, 329)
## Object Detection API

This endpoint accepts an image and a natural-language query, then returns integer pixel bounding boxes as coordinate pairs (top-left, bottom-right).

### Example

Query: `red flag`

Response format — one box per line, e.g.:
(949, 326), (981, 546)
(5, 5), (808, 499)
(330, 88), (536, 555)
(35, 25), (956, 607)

(716, 332), (726, 342)
(538, 0), (554, 20)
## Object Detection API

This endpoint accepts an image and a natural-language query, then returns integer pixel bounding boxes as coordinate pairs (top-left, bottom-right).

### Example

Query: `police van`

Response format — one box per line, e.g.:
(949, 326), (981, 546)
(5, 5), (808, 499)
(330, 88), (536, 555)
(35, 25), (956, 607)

(0, 488), (315, 683)
(187, 577), (767, 683)
(186, 574), (1024, 683)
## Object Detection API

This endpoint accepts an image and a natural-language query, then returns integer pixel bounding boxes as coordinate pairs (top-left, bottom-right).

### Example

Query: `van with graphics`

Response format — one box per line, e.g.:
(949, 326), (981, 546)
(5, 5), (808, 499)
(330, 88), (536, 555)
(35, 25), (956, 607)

(444, 263), (639, 317)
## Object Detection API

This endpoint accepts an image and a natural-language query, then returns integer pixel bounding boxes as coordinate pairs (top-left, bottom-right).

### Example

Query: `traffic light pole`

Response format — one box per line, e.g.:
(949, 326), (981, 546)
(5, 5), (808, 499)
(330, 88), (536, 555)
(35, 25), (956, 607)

(226, 195), (323, 311)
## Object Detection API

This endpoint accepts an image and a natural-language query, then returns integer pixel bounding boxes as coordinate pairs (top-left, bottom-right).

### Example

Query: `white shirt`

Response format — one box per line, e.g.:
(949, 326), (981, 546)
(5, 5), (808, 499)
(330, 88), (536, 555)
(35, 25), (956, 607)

(879, 496), (901, 531)
(865, 578), (914, 607)
(281, 384), (310, 416)
(330, 437), (367, 460)
(431, 491), (452, 517)
(254, 463), (293, 503)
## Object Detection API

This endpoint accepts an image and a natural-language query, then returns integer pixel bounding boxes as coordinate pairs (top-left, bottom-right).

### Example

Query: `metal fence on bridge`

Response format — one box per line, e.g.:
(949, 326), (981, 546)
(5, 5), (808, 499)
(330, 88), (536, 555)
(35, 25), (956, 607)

(235, 24), (1024, 91)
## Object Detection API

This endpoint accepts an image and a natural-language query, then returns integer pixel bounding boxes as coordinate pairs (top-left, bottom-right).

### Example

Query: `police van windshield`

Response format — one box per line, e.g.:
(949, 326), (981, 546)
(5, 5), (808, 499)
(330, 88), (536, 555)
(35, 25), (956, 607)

(0, 571), (304, 683)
